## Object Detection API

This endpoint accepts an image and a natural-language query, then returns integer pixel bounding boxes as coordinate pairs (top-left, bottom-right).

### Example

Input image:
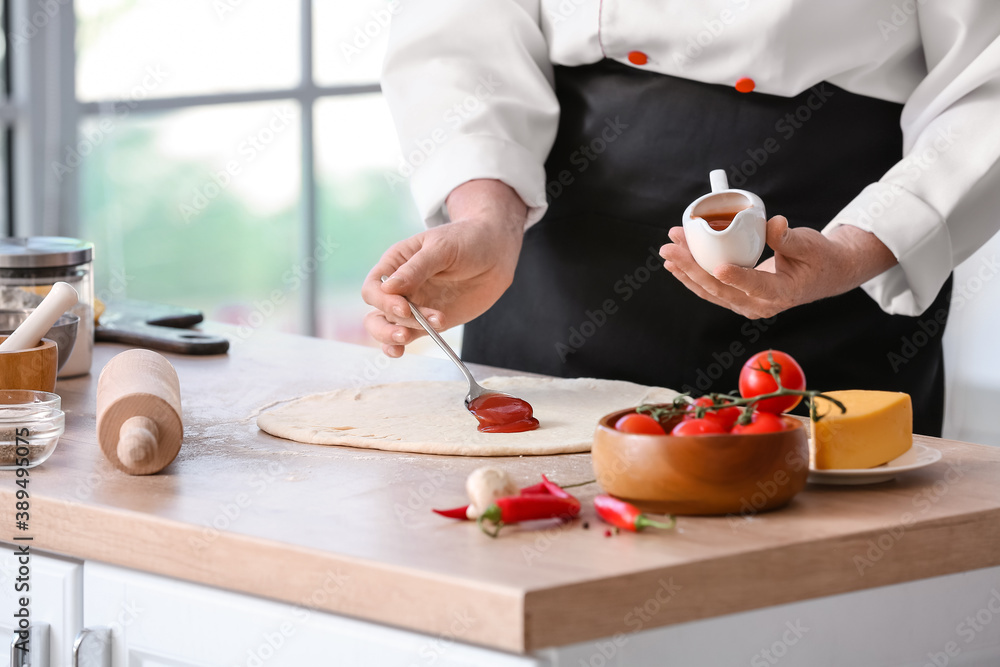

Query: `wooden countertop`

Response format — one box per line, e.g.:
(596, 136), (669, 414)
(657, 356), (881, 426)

(2, 329), (1000, 653)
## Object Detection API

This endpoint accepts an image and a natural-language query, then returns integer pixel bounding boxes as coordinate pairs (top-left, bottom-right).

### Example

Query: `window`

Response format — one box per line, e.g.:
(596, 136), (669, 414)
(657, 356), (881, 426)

(0, 1), (9, 235)
(66, 0), (420, 343)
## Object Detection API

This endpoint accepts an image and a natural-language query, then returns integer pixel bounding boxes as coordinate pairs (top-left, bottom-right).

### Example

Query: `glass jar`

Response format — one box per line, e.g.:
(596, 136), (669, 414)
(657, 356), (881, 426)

(0, 237), (95, 377)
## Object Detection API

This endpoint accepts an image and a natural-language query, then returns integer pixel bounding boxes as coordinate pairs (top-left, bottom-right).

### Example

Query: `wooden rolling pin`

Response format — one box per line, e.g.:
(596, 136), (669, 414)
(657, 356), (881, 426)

(96, 349), (183, 475)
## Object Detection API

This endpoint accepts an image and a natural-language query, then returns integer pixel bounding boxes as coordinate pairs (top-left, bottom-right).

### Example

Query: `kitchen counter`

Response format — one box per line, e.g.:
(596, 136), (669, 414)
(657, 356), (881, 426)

(2, 328), (1000, 654)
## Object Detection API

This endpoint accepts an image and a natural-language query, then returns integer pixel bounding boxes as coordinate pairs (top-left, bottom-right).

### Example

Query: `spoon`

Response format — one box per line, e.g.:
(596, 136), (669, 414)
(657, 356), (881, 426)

(379, 275), (510, 409)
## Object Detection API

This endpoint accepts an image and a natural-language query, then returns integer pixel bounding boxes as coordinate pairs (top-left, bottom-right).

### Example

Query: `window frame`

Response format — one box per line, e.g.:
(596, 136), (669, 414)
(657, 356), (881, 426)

(9, 0), (381, 335)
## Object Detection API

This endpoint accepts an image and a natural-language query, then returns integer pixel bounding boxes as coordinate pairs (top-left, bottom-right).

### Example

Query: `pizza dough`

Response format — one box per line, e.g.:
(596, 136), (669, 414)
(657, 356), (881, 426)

(257, 376), (679, 456)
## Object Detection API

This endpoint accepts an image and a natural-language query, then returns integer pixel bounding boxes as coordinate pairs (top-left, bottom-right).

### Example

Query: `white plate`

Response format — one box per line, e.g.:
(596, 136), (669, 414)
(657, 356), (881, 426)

(807, 443), (943, 485)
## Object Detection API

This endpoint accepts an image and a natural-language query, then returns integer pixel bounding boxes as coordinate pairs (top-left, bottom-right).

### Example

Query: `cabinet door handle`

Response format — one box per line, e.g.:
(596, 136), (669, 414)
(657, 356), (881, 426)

(10, 623), (50, 667)
(72, 627), (110, 667)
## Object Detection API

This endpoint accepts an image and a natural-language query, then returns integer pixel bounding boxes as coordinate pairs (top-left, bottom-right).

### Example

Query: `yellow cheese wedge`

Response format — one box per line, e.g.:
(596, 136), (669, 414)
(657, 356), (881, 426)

(810, 390), (912, 470)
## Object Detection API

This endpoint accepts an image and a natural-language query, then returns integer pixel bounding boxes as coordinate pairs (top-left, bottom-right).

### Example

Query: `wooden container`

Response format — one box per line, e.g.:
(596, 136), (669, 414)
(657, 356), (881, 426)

(97, 349), (183, 475)
(0, 335), (58, 392)
(592, 409), (809, 515)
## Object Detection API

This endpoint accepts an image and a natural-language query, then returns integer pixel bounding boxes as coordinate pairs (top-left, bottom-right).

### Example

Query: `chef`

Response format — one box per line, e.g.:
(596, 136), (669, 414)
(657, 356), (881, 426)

(362, 1), (1000, 436)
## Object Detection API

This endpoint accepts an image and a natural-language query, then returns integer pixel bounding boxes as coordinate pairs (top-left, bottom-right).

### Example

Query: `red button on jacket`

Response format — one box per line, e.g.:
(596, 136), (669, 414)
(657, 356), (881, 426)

(627, 51), (648, 66)
(735, 77), (756, 93)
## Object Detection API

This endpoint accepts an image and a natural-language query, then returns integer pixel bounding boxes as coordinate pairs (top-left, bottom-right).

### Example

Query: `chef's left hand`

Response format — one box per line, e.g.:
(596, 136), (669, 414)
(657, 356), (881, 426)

(659, 216), (898, 319)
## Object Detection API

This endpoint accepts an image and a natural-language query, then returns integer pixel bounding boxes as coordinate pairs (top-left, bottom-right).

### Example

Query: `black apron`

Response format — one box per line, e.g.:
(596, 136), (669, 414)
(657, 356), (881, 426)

(463, 60), (950, 436)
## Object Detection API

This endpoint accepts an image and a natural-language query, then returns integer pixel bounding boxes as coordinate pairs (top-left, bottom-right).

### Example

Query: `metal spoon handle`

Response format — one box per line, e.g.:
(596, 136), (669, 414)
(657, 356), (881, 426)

(380, 276), (480, 391)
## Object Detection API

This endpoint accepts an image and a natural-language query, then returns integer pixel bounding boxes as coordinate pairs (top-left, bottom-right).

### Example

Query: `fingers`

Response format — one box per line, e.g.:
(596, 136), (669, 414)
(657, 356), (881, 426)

(362, 241), (448, 330)
(382, 344), (405, 358)
(361, 239), (446, 358)
(663, 228), (753, 302)
(662, 257), (732, 309)
(766, 216), (790, 245)
(714, 263), (780, 300)
(765, 216), (811, 258)
(661, 228), (784, 319)
(362, 250), (415, 320)
(364, 310), (428, 357)
(381, 242), (452, 296)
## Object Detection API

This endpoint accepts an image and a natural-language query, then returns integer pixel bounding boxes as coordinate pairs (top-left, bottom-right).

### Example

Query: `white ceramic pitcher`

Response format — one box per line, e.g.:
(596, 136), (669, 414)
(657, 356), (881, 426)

(681, 170), (767, 273)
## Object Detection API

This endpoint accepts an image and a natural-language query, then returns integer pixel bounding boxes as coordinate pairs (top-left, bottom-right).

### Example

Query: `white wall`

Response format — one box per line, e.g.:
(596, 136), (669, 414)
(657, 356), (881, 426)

(943, 231), (1000, 446)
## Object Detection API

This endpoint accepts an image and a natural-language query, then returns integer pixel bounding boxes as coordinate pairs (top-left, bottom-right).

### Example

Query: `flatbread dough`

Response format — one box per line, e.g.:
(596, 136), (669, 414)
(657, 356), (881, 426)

(257, 376), (678, 456)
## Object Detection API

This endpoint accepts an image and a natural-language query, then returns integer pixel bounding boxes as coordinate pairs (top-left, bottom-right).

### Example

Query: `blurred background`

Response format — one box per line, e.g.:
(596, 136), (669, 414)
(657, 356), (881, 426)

(1, 0), (997, 444)
(74, 0), (422, 345)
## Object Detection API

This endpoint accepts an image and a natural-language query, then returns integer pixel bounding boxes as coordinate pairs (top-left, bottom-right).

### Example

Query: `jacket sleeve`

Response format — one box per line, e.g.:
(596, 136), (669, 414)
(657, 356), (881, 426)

(824, 4), (1000, 316)
(381, 0), (560, 227)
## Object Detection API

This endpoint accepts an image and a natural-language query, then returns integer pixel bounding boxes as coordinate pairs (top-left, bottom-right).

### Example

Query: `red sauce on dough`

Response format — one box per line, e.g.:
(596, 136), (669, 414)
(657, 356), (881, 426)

(468, 395), (540, 433)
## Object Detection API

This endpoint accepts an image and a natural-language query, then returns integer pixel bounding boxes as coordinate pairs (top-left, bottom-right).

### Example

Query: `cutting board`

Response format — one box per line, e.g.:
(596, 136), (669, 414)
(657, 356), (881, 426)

(96, 299), (230, 355)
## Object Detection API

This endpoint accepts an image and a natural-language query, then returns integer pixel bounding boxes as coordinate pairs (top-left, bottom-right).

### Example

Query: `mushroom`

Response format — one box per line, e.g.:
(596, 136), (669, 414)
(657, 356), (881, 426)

(465, 467), (518, 519)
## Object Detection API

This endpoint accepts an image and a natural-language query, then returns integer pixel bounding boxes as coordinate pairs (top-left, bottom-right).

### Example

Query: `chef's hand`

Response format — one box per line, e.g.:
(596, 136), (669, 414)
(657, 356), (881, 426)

(659, 216), (898, 319)
(362, 179), (526, 357)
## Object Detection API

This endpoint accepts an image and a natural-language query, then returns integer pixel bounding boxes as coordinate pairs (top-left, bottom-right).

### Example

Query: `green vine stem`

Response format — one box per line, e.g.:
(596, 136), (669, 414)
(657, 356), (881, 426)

(557, 479), (597, 490)
(636, 352), (847, 427)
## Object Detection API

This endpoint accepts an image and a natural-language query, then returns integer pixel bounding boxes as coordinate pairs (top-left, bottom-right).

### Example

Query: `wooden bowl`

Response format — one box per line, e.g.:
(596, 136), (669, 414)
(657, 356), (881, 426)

(592, 409), (809, 516)
(0, 336), (58, 392)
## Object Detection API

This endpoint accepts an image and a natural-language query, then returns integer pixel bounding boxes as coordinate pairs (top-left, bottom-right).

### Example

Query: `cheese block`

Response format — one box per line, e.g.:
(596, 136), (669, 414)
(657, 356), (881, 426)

(810, 390), (912, 470)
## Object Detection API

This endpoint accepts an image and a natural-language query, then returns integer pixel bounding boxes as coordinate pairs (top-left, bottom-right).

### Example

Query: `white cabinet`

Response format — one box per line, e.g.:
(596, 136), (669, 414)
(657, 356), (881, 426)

(6, 556), (999, 666)
(0, 552), (82, 667)
(537, 565), (1000, 667)
(83, 562), (541, 667)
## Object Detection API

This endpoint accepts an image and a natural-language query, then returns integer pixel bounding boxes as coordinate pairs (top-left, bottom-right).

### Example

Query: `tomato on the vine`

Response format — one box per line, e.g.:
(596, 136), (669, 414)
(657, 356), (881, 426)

(671, 418), (727, 436)
(730, 411), (787, 434)
(712, 405), (742, 431)
(738, 350), (806, 414)
(685, 397), (741, 431)
(614, 413), (666, 435)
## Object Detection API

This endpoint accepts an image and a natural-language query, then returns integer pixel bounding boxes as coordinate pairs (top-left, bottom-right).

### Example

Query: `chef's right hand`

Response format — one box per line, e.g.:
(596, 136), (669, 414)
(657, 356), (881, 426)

(362, 179), (527, 357)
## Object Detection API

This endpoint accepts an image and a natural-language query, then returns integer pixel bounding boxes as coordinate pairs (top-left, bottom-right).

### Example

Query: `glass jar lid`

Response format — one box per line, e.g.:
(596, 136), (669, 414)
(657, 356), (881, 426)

(0, 237), (94, 269)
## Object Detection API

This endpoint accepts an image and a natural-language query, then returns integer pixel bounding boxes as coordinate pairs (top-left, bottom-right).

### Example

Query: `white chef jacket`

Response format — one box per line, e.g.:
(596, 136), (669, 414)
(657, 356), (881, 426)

(381, 1), (1000, 317)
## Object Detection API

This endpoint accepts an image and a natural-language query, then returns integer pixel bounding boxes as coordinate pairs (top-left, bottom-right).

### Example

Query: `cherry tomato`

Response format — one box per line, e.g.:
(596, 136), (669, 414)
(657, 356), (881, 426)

(713, 405), (742, 431)
(615, 413), (666, 435)
(685, 397), (741, 431)
(738, 350), (806, 414)
(686, 397), (716, 414)
(730, 411), (787, 434)
(671, 418), (727, 436)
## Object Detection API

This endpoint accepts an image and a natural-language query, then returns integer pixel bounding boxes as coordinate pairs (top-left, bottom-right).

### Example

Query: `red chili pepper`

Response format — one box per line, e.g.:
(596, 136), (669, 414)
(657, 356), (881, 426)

(541, 474), (573, 499)
(434, 480), (553, 521)
(432, 506), (470, 520)
(594, 495), (676, 533)
(433, 477), (589, 522)
(478, 494), (581, 537)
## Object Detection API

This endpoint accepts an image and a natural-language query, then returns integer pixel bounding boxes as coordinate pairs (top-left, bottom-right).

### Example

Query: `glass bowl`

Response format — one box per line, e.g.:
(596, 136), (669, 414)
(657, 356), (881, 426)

(0, 390), (64, 470)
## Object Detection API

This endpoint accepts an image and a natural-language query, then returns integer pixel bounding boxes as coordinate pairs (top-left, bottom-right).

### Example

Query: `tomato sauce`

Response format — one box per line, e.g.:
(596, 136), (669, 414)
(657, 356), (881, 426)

(468, 394), (540, 433)
(701, 209), (746, 231)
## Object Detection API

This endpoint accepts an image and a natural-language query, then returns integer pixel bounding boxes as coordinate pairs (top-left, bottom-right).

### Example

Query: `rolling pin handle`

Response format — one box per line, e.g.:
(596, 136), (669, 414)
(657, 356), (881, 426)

(117, 416), (160, 468)
(97, 349), (183, 475)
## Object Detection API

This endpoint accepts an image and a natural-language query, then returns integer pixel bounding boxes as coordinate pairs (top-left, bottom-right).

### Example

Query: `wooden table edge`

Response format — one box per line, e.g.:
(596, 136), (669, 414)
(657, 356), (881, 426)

(0, 492), (529, 653)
